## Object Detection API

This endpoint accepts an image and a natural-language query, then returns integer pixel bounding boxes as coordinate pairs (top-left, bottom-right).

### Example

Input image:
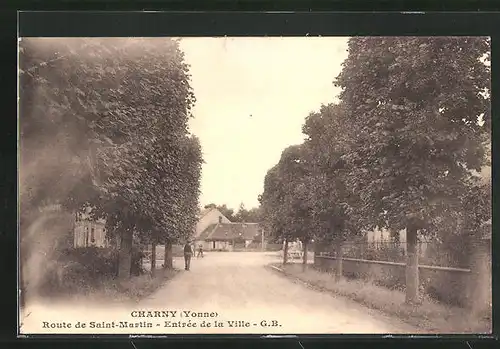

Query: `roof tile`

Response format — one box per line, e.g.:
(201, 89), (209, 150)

(204, 223), (262, 241)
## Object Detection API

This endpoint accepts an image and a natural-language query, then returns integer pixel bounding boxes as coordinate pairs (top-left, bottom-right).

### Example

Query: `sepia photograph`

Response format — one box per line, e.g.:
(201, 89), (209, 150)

(18, 36), (491, 335)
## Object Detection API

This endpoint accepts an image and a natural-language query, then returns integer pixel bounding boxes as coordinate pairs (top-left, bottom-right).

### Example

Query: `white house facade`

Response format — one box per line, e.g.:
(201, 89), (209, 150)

(195, 208), (231, 237)
(73, 208), (108, 248)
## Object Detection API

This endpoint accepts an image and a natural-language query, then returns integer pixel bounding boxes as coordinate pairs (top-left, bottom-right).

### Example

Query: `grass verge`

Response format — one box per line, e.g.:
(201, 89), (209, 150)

(34, 267), (181, 305)
(102, 268), (179, 301)
(268, 263), (491, 334)
(99, 268), (181, 303)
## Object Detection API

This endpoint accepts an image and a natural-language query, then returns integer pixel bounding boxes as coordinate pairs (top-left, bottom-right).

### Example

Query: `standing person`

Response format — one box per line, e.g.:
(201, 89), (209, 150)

(197, 244), (204, 258)
(183, 241), (193, 271)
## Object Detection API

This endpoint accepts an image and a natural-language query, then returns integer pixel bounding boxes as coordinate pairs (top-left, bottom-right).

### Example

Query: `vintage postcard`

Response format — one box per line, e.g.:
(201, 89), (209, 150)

(18, 36), (491, 335)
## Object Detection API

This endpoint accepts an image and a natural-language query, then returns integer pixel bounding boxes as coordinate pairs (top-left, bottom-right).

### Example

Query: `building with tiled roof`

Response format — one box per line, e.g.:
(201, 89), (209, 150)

(196, 222), (263, 251)
(194, 207), (231, 238)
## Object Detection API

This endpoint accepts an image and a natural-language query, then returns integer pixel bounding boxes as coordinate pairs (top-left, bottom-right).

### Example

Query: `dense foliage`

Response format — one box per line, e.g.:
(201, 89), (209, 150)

(260, 36), (491, 303)
(334, 37), (490, 235)
(19, 38), (202, 280)
(203, 203), (262, 223)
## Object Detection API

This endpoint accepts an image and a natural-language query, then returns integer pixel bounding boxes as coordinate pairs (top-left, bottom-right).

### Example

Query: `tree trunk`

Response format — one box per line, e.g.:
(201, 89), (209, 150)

(335, 241), (343, 281)
(405, 225), (419, 304)
(118, 228), (133, 280)
(261, 229), (265, 252)
(302, 239), (308, 271)
(282, 239), (289, 265)
(164, 241), (173, 269)
(151, 243), (157, 276)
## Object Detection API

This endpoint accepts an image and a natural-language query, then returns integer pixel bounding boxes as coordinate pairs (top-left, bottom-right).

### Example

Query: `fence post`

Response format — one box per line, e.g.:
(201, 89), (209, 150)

(405, 225), (419, 304)
(151, 243), (157, 276)
(302, 239), (308, 271)
(313, 241), (319, 264)
(261, 229), (265, 252)
(335, 241), (343, 281)
(283, 238), (289, 265)
(468, 239), (491, 318)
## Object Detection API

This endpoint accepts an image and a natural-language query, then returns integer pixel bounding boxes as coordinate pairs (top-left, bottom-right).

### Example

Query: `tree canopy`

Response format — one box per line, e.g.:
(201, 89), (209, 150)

(260, 145), (314, 243)
(334, 36), (490, 235)
(19, 37), (203, 277)
(302, 104), (362, 243)
(202, 203), (262, 223)
(259, 36), (491, 301)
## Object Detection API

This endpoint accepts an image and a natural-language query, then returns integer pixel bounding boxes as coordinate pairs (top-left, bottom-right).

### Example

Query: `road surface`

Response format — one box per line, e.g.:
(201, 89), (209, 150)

(20, 252), (418, 335)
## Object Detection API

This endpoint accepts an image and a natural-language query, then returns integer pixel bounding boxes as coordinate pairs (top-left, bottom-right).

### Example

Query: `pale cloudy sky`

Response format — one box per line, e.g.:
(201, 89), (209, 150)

(181, 37), (349, 210)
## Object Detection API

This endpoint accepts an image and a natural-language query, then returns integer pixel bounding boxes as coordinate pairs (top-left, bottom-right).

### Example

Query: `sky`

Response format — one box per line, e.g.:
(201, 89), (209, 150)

(180, 37), (349, 210)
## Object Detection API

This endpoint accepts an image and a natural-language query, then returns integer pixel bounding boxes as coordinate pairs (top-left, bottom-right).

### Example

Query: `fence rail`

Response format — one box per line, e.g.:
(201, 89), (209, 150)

(313, 254), (488, 309)
(316, 239), (489, 270)
(317, 254), (471, 272)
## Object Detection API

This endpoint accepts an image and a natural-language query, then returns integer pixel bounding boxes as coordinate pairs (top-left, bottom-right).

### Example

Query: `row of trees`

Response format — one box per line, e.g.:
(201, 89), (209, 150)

(203, 203), (262, 223)
(260, 37), (491, 304)
(19, 38), (202, 283)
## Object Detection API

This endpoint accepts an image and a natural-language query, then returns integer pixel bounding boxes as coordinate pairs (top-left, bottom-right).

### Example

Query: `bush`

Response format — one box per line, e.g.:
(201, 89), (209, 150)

(60, 246), (145, 275)
(38, 246), (145, 297)
(265, 243), (283, 251)
(363, 244), (405, 263)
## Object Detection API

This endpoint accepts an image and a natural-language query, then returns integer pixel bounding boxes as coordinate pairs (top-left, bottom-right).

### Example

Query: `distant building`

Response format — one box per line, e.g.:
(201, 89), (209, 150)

(197, 222), (262, 251)
(73, 206), (229, 249)
(72, 205), (264, 251)
(193, 207), (263, 251)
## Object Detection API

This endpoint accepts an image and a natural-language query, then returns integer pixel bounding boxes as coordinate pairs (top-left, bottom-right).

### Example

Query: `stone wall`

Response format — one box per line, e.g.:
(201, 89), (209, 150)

(314, 241), (491, 315)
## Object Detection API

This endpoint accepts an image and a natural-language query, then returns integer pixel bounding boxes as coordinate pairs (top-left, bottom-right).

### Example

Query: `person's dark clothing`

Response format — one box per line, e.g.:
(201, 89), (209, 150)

(197, 245), (204, 258)
(184, 243), (193, 270)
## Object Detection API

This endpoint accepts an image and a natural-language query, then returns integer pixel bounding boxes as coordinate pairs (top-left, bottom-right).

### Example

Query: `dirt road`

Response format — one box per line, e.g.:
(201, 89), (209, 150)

(20, 252), (418, 335)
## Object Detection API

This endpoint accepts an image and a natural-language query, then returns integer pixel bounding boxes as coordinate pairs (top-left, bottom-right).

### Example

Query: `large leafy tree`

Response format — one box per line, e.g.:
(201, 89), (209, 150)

(302, 104), (364, 278)
(281, 145), (315, 267)
(203, 203), (262, 223)
(203, 203), (237, 222)
(19, 38), (201, 280)
(233, 203), (262, 223)
(246, 207), (263, 223)
(334, 36), (490, 303)
(217, 204), (236, 222)
(159, 134), (203, 269)
(260, 164), (292, 262)
(260, 145), (315, 265)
